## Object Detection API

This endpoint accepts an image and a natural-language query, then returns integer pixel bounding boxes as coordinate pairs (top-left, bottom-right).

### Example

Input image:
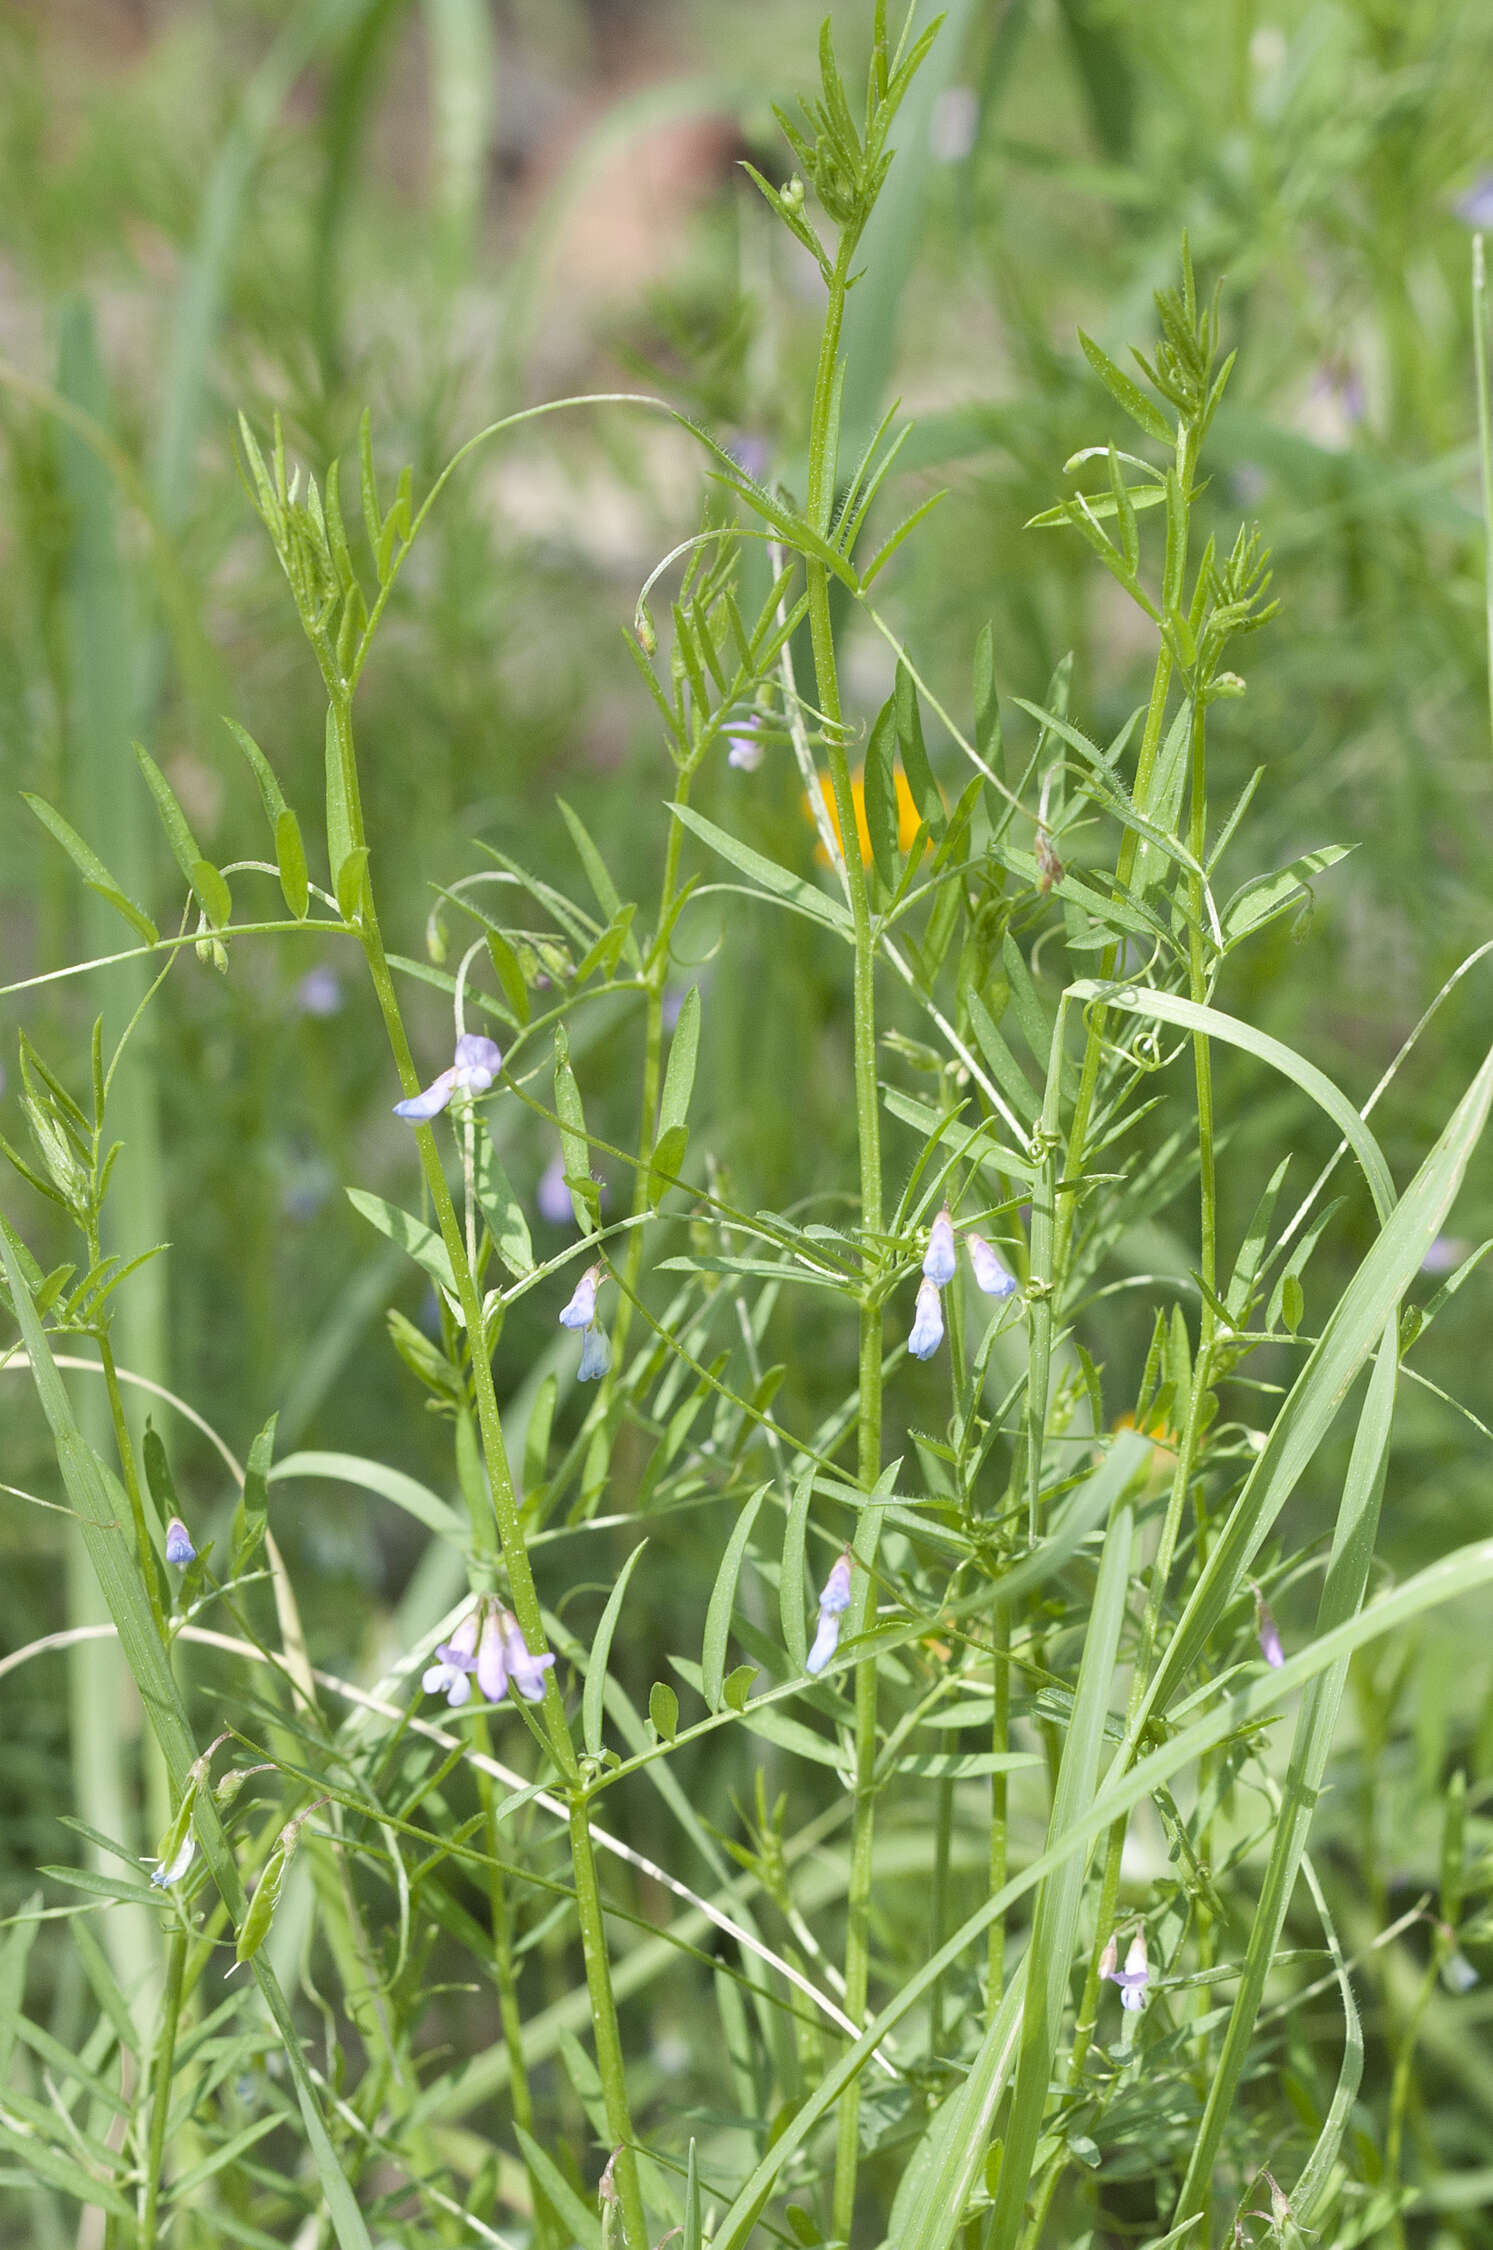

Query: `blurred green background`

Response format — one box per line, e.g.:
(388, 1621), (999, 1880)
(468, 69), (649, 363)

(4, 0), (1493, 2176)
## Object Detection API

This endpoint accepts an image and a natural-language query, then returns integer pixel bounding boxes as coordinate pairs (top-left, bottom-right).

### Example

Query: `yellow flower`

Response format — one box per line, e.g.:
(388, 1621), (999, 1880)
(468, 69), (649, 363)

(806, 768), (924, 866)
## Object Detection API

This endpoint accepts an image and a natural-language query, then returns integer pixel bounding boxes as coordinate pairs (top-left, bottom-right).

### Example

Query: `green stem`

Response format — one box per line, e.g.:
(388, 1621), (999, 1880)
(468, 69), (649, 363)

(475, 1718), (554, 2249)
(568, 1802), (649, 2248)
(605, 760), (694, 1395)
(987, 1602), (1010, 2018)
(333, 684), (647, 2250)
(97, 1327), (167, 1636)
(1048, 414), (1201, 1310)
(139, 1924), (186, 2247)
(803, 224), (887, 2250)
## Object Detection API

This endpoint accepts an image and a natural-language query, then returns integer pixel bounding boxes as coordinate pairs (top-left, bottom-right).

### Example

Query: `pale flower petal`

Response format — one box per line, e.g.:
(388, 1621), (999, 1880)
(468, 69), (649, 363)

(923, 1208), (956, 1288)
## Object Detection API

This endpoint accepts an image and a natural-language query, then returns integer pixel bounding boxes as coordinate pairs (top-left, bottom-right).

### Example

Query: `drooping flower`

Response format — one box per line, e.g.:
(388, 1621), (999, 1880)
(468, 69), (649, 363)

(966, 1233), (1017, 1299)
(907, 1275), (944, 1361)
(577, 1322), (611, 1382)
(394, 1032), (502, 1121)
(422, 1611), (480, 1708)
(537, 1150), (572, 1224)
(149, 1834), (195, 1888)
(1100, 1929), (1150, 2012)
(294, 965), (343, 1017)
(923, 1207), (957, 1289)
(476, 1606), (509, 1703)
(1255, 1592), (1284, 1669)
(559, 1264), (602, 1330)
(727, 715), (765, 772)
(806, 1551), (854, 1677)
(165, 1517), (196, 1568)
(1455, 177), (1493, 230)
(501, 1611), (556, 1702)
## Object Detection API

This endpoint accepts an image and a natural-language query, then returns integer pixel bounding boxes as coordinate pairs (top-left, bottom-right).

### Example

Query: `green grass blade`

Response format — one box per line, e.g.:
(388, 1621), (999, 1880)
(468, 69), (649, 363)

(708, 1529), (1493, 2250)
(1171, 1332), (1396, 2223)
(984, 1501), (1135, 2250)
(1143, 1035), (1493, 1716)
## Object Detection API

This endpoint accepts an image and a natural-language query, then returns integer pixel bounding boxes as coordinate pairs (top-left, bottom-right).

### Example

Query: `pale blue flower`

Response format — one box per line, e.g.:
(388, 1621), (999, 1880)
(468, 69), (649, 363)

(537, 1150), (572, 1224)
(967, 1233), (1017, 1298)
(907, 1276), (944, 1360)
(476, 1606), (508, 1703)
(577, 1323), (611, 1381)
(1256, 1596), (1284, 1670)
(559, 1264), (601, 1330)
(807, 1612), (842, 1675)
(294, 965), (343, 1017)
(923, 1207), (956, 1288)
(149, 1834), (195, 1888)
(806, 1551), (853, 1676)
(422, 1611), (480, 1707)
(727, 715), (764, 771)
(394, 1033), (502, 1121)
(501, 1611), (556, 1702)
(1443, 1947), (1479, 1994)
(165, 1517), (196, 1567)
(1100, 1930), (1150, 2011)
(1455, 177), (1493, 229)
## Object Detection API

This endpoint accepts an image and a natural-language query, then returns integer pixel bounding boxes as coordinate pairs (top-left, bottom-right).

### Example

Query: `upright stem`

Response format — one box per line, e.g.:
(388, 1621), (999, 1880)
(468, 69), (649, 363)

(804, 227), (887, 2247)
(139, 1924), (186, 2248)
(98, 1327), (166, 1637)
(336, 688), (648, 2250)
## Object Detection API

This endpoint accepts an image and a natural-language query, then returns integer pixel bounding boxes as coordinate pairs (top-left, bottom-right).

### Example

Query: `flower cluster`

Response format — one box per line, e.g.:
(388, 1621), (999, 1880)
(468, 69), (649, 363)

(905, 1208), (1018, 1360)
(393, 1033), (502, 1123)
(806, 1551), (853, 1676)
(422, 1600), (555, 1710)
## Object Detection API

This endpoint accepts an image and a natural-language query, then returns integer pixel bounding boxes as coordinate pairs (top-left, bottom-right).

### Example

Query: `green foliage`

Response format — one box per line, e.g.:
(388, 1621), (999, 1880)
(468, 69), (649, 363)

(4, 4), (1493, 2247)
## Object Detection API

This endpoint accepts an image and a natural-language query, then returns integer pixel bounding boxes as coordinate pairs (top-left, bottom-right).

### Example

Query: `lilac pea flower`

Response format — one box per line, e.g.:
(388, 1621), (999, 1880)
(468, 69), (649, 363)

(452, 1033), (502, 1089)
(1100, 1930), (1150, 2012)
(476, 1606), (509, 1704)
(150, 1835), (195, 1889)
(501, 1611), (556, 1702)
(394, 1033), (502, 1121)
(1455, 177), (1493, 229)
(806, 1551), (853, 1677)
(1443, 1947), (1479, 1994)
(1422, 1235), (1468, 1275)
(907, 1276), (944, 1361)
(393, 1066), (458, 1122)
(727, 715), (764, 771)
(966, 1233), (1017, 1298)
(923, 1207), (957, 1288)
(560, 1264), (602, 1330)
(577, 1323), (611, 1382)
(294, 965), (343, 1017)
(537, 1150), (572, 1224)
(1255, 1594), (1284, 1670)
(807, 1611), (842, 1676)
(422, 1611), (480, 1708)
(165, 1517), (196, 1568)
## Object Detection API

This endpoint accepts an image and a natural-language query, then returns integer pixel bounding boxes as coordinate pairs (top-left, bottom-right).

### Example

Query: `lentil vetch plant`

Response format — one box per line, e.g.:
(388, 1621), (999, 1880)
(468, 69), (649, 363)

(6, 8), (1493, 2249)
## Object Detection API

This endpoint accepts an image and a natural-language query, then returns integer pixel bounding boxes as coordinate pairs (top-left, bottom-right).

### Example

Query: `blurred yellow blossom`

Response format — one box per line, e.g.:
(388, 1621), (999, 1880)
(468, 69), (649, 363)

(806, 768), (923, 866)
